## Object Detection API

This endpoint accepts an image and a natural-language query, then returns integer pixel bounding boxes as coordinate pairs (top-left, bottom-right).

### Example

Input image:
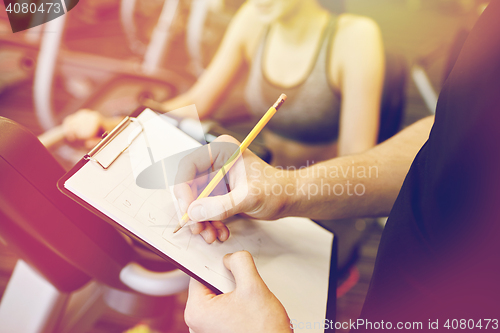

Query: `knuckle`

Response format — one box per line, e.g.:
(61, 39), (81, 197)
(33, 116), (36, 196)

(219, 209), (229, 221)
(217, 134), (233, 142)
(216, 134), (240, 146)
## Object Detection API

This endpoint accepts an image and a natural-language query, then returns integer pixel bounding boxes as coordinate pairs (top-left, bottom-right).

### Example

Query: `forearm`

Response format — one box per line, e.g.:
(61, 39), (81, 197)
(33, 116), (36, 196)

(161, 5), (251, 121)
(283, 116), (434, 220)
(161, 77), (231, 121)
(161, 92), (211, 120)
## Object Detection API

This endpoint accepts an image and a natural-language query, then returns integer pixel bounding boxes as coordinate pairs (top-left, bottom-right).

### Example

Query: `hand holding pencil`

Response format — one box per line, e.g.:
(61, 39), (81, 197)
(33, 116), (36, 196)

(172, 94), (287, 241)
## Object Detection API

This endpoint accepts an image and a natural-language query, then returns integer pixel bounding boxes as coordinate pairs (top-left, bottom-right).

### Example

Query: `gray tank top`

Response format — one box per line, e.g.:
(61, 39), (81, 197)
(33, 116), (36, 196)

(244, 16), (341, 144)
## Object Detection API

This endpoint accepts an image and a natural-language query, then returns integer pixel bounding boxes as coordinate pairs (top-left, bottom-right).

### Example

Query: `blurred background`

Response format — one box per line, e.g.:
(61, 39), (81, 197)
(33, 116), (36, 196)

(0, 0), (490, 332)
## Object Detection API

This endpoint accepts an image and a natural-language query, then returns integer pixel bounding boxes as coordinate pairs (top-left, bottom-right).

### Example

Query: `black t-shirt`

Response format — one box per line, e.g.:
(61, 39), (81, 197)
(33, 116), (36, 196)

(359, 1), (500, 327)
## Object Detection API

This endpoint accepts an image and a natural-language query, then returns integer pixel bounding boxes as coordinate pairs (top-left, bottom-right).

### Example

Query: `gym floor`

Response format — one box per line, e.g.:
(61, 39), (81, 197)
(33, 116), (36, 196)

(0, 0), (481, 332)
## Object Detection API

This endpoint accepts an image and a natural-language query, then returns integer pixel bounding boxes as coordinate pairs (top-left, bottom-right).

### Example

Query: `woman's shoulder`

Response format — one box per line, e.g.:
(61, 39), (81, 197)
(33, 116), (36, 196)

(229, 3), (266, 37)
(326, 13), (384, 86)
(334, 13), (382, 42)
(226, 2), (267, 57)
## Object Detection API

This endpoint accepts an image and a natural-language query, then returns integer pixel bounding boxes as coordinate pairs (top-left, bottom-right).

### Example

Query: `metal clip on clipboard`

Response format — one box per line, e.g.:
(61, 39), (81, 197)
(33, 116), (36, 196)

(84, 116), (143, 169)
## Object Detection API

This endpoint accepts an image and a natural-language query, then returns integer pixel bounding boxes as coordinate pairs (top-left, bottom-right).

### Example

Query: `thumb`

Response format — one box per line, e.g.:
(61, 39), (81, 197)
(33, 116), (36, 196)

(223, 251), (264, 289)
(187, 188), (250, 222)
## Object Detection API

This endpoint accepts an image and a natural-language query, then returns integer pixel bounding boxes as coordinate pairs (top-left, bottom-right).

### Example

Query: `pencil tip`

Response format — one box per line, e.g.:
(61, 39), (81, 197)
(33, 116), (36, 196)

(173, 225), (182, 234)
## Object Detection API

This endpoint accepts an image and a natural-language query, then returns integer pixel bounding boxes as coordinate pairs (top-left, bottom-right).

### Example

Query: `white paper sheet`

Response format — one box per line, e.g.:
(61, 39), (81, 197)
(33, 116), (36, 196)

(65, 109), (334, 332)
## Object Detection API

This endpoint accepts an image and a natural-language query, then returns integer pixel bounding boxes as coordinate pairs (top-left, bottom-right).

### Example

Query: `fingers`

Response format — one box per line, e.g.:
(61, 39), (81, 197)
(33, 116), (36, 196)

(187, 189), (248, 222)
(223, 251), (263, 289)
(173, 146), (218, 214)
(62, 109), (102, 143)
(174, 182), (195, 215)
(174, 136), (241, 186)
(173, 135), (248, 242)
(175, 135), (249, 222)
(212, 221), (230, 241)
(189, 221), (206, 235)
(174, 145), (212, 186)
(190, 221), (230, 243)
(199, 222), (217, 243)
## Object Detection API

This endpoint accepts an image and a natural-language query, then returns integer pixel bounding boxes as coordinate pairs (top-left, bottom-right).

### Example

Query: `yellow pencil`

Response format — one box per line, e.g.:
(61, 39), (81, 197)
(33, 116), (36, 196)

(173, 94), (287, 233)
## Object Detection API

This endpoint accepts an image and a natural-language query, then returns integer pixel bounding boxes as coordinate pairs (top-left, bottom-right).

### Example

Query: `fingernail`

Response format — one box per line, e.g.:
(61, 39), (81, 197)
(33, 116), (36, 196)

(190, 205), (207, 221)
(200, 229), (214, 244)
(217, 229), (223, 240)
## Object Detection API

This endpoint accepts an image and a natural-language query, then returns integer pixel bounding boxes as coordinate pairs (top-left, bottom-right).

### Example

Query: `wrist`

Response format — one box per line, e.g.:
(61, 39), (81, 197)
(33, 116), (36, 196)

(278, 169), (302, 218)
(249, 164), (299, 220)
(280, 162), (348, 221)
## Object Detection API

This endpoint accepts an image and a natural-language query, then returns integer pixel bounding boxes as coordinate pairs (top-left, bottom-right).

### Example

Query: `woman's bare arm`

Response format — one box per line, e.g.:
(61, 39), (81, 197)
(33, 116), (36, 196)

(163, 3), (263, 119)
(333, 16), (385, 156)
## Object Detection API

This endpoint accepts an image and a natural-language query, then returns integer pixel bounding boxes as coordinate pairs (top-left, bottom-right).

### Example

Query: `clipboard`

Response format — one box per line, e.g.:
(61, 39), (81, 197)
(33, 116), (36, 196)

(58, 106), (336, 332)
(58, 107), (216, 289)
